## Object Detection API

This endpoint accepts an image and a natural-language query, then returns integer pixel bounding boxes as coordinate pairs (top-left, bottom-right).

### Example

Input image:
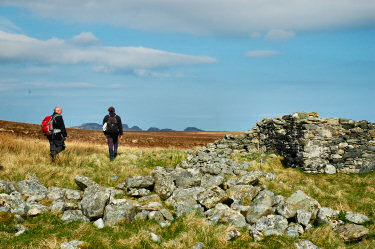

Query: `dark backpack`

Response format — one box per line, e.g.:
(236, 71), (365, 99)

(106, 115), (119, 133)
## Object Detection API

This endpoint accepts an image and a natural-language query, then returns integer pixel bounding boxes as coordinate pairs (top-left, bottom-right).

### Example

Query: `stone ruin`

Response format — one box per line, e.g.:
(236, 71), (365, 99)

(214, 112), (375, 174)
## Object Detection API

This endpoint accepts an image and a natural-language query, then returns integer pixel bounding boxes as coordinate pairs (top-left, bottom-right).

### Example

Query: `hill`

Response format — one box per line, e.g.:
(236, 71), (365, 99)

(73, 122), (202, 132)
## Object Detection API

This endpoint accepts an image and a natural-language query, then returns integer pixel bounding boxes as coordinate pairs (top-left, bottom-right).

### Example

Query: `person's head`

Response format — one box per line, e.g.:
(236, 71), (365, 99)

(54, 106), (62, 114)
(108, 106), (115, 113)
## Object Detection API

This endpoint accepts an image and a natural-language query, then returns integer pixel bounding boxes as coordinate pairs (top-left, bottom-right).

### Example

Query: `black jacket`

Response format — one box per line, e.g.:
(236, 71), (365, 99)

(103, 112), (123, 136)
(51, 112), (67, 138)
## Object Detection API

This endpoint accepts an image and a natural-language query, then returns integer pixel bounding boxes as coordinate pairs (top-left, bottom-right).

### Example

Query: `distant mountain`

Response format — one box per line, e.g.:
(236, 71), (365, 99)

(184, 127), (203, 131)
(72, 123), (201, 131)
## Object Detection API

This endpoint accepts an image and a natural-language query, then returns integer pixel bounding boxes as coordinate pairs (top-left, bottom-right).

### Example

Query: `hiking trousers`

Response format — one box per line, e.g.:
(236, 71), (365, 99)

(48, 136), (66, 158)
(106, 134), (119, 160)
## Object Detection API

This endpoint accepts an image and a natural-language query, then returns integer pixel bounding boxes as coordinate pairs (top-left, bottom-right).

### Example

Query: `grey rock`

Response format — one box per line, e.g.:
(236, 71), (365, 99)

(286, 223), (304, 237)
(246, 190), (276, 224)
(295, 239), (320, 249)
(27, 202), (48, 216)
(103, 199), (135, 226)
(316, 207), (338, 224)
(144, 230), (161, 243)
(193, 242), (205, 249)
(15, 178), (48, 201)
(161, 209), (174, 221)
(175, 204), (204, 217)
(60, 240), (86, 249)
(197, 186), (228, 209)
(61, 210), (90, 223)
(0, 206), (10, 213)
(50, 200), (66, 213)
(250, 215), (288, 241)
(324, 165), (336, 174)
(141, 201), (163, 211)
(93, 218), (105, 229)
(124, 176), (154, 189)
(64, 189), (83, 201)
(152, 167), (176, 200)
(2, 192), (28, 215)
(335, 224), (369, 242)
(64, 200), (79, 210)
(47, 187), (65, 200)
(286, 190), (320, 220)
(74, 175), (98, 190)
(276, 201), (297, 219)
(148, 210), (165, 223)
(297, 210), (312, 226)
(226, 185), (260, 204)
(175, 170), (201, 188)
(345, 211), (369, 224)
(165, 187), (204, 208)
(128, 188), (151, 197)
(135, 210), (149, 220)
(205, 203), (247, 228)
(200, 175), (224, 188)
(79, 185), (110, 219)
(225, 228), (241, 241)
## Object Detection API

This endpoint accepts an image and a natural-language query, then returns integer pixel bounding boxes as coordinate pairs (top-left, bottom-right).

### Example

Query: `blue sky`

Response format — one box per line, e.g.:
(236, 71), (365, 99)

(0, 1), (374, 131)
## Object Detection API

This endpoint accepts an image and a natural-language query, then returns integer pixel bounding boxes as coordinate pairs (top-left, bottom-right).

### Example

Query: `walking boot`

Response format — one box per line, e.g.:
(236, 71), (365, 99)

(50, 151), (57, 162)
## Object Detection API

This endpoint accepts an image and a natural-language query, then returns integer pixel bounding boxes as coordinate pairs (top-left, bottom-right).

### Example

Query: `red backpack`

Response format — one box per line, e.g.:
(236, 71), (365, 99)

(41, 115), (55, 136)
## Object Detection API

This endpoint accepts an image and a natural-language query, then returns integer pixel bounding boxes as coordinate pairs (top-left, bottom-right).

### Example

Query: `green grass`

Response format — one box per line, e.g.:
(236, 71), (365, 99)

(0, 134), (374, 248)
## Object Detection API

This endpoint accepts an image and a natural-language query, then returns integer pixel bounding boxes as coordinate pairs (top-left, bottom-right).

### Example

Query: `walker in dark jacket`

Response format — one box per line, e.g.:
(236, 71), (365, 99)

(48, 107), (67, 160)
(103, 107), (123, 161)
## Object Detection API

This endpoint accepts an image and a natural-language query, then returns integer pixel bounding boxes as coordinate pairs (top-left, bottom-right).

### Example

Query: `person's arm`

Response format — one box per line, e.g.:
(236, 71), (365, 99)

(117, 116), (123, 136)
(56, 116), (67, 137)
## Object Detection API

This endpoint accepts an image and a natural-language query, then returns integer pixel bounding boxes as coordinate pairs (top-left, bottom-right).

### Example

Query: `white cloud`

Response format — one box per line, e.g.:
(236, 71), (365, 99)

(72, 32), (100, 45)
(266, 29), (295, 40)
(0, 17), (22, 33)
(0, 30), (217, 72)
(1, 0), (374, 36)
(245, 50), (280, 58)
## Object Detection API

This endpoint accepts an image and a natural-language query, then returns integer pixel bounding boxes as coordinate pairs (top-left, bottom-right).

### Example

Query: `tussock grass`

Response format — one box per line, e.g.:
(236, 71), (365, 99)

(0, 134), (374, 248)
(0, 133), (186, 189)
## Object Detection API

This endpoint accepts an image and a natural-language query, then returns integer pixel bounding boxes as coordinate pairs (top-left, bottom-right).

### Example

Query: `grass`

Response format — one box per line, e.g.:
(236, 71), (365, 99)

(0, 133), (374, 248)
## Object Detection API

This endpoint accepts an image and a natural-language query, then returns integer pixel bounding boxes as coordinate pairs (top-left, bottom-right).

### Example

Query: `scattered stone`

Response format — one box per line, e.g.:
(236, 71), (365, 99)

(93, 218), (105, 229)
(148, 210), (165, 223)
(286, 190), (320, 221)
(60, 240), (87, 249)
(205, 203), (247, 228)
(135, 210), (149, 220)
(197, 186), (228, 209)
(27, 202), (48, 216)
(345, 211), (369, 224)
(103, 199), (135, 226)
(61, 210), (89, 223)
(193, 242), (205, 249)
(316, 207), (338, 224)
(79, 185), (110, 219)
(335, 224), (369, 242)
(144, 230), (161, 243)
(15, 178), (48, 201)
(225, 228), (241, 241)
(295, 239), (320, 249)
(128, 188), (151, 197)
(124, 176), (154, 189)
(246, 190), (276, 224)
(250, 215), (288, 241)
(324, 165), (336, 174)
(296, 210), (312, 226)
(64, 189), (82, 201)
(74, 175), (98, 190)
(286, 223), (304, 237)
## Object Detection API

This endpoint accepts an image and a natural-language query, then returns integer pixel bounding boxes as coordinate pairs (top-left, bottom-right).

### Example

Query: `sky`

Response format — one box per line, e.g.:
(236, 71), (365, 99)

(0, 0), (374, 131)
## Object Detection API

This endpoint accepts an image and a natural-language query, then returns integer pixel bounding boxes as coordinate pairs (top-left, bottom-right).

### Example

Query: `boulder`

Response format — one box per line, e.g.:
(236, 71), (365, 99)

(250, 215), (288, 241)
(345, 211), (369, 224)
(286, 223), (304, 237)
(165, 187), (204, 208)
(175, 204), (204, 217)
(16, 179), (48, 201)
(93, 218), (104, 229)
(200, 175), (225, 188)
(175, 170), (201, 188)
(296, 210), (312, 226)
(152, 167), (176, 200)
(27, 202), (48, 216)
(285, 190), (320, 220)
(226, 185), (260, 204)
(103, 199), (135, 226)
(47, 187), (65, 200)
(64, 189), (83, 201)
(2, 192), (28, 215)
(335, 224), (369, 242)
(246, 190), (276, 224)
(124, 176), (154, 189)
(205, 203), (247, 228)
(61, 210), (89, 223)
(197, 186), (228, 209)
(128, 188), (151, 197)
(50, 200), (65, 213)
(79, 185), (110, 219)
(225, 228), (241, 241)
(316, 207), (338, 224)
(295, 239), (320, 249)
(74, 175), (98, 191)
(148, 210), (165, 223)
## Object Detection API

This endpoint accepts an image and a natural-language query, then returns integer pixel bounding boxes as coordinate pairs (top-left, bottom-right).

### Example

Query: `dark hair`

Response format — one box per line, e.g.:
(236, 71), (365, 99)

(108, 106), (115, 112)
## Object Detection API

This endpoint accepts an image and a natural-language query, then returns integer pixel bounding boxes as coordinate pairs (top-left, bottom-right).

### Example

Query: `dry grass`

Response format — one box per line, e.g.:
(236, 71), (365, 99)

(0, 134), (374, 248)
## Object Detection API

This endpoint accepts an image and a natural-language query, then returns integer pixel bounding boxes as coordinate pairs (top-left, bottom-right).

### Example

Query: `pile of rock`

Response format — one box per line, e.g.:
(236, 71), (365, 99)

(0, 146), (371, 244)
(213, 112), (375, 174)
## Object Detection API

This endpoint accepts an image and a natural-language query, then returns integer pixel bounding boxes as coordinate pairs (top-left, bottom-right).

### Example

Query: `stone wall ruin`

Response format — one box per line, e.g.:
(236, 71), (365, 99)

(214, 112), (375, 174)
